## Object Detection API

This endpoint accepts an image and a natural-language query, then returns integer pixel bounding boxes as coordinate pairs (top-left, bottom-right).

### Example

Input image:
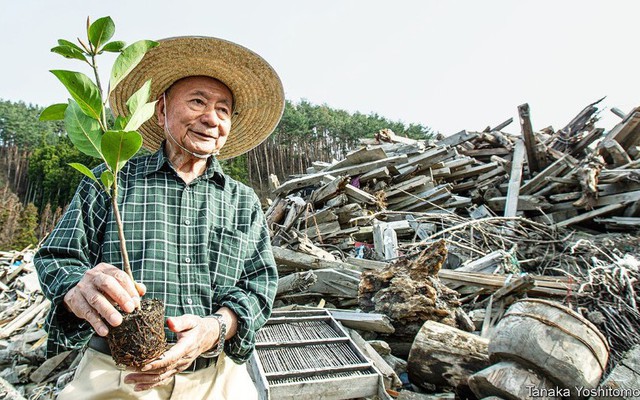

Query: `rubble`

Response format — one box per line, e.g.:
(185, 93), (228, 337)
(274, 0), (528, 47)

(1, 100), (639, 399)
(264, 100), (639, 398)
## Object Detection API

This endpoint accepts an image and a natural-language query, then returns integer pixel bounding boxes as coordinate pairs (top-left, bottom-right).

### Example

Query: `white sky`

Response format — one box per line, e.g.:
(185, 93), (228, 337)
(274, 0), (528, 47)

(1, 0), (639, 136)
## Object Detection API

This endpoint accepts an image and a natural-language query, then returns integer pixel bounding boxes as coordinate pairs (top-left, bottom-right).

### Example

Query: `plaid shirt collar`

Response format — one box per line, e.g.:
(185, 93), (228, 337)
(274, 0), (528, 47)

(143, 141), (226, 188)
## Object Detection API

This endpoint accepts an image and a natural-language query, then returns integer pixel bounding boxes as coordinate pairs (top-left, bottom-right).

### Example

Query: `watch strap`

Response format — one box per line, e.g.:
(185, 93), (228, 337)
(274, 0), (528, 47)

(201, 313), (226, 358)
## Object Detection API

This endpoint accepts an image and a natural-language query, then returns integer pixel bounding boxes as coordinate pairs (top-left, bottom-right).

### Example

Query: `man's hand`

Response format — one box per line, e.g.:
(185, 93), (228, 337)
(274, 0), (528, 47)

(124, 314), (219, 392)
(63, 262), (145, 336)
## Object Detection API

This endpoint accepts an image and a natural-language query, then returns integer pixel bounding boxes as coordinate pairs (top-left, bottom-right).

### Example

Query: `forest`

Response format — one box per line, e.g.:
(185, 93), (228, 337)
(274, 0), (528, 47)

(0, 98), (432, 250)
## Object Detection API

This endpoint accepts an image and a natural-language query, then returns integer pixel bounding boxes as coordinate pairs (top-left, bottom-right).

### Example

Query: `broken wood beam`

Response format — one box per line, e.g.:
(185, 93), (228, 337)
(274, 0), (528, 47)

(407, 321), (490, 391)
(518, 103), (543, 173)
(273, 246), (361, 273)
(274, 155), (408, 195)
(504, 139), (526, 218)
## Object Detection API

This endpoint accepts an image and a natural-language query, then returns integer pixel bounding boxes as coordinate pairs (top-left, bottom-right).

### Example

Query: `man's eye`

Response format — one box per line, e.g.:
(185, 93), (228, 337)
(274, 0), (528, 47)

(191, 99), (205, 106)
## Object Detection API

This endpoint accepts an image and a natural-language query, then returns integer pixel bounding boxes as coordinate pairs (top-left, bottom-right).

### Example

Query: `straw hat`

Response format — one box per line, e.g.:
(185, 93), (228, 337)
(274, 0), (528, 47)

(109, 36), (285, 160)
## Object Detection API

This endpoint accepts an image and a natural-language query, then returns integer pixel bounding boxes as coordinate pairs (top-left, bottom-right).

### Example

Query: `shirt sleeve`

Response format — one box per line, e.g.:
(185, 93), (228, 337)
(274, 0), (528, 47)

(212, 196), (278, 363)
(34, 176), (109, 356)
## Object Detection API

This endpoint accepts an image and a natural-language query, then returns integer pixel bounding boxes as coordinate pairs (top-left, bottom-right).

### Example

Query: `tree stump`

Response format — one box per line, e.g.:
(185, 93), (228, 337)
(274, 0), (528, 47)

(358, 239), (466, 341)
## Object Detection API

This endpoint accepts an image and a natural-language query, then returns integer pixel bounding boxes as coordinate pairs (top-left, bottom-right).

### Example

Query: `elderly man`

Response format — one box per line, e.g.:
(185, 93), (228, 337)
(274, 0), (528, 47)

(35, 37), (284, 399)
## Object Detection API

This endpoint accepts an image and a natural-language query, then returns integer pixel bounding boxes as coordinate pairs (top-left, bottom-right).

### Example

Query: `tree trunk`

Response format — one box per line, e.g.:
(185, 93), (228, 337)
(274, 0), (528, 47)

(407, 320), (490, 392)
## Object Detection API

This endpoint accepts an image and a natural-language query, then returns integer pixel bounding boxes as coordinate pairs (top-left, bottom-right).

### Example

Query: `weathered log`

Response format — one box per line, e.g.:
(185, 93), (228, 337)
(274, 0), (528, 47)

(489, 299), (609, 392)
(592, 344), (640, 399)
(407, 320), (490, 391)
(468, 361), (560, 400)
(276, 270), (317, 295)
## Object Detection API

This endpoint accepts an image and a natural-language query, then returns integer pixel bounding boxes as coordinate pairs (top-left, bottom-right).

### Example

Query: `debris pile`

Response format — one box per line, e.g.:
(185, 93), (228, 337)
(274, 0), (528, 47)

(0, 249), (78, 400)
(266, 100), (640, 398)
(1, 100), (640, 399)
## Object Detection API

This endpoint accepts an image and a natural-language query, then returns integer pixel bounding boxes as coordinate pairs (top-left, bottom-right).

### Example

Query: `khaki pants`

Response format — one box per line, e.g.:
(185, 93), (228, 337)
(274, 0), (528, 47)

(58, 348), (258, 400)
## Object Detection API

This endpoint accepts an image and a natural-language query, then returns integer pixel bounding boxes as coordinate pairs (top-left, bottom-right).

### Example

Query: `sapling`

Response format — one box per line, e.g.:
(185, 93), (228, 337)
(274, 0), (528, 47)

(40, 16), (157, 287)
(40, 16), (167, 367)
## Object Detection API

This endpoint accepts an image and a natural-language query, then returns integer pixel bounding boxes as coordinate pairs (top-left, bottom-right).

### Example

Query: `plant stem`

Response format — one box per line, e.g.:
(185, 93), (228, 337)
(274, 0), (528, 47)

(111, 182), (134, 283)
(89, 53), (109, 131)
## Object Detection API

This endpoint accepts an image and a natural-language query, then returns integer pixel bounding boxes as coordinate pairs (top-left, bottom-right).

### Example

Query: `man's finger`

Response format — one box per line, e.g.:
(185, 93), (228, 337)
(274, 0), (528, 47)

(81, 287), (123, 327)
(166, 315), (200, 333)
(67, 290), (110, 336)
(91, 273), (137, 314)
(135, 281), (147, 297)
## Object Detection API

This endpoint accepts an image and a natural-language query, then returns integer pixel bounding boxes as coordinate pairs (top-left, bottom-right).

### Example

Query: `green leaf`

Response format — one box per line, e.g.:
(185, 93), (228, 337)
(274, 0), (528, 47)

(125, 101), (157, 131)
(102, 41), (126, 52)
(100, 170), (115, 192)
(58, 39), (85, 54)
(39, 103), (68, 121)
(51, 70), (103, 121)
(88, 16), (115, 51)
(69, 163), (98, 182)
(64, 100), (103, 159)
(109, 40), (159, 93)
(101, 130), (142, 173)
(113, 115), (129, 130)
(51, 45), (87, 62)
(126, 80), (152, 114)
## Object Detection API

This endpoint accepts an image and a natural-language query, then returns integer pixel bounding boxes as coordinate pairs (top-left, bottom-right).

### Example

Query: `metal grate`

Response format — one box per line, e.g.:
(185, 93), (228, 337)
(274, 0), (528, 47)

(248, 309), (388, 400)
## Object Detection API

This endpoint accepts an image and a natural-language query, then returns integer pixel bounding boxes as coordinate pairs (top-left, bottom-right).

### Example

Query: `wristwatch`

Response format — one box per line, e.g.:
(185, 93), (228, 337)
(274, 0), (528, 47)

(201, 313), (226, 358)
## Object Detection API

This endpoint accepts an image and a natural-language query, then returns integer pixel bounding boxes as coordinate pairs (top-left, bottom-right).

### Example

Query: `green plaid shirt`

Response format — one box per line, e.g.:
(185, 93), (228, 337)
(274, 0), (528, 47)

(35, 146), (277, 363)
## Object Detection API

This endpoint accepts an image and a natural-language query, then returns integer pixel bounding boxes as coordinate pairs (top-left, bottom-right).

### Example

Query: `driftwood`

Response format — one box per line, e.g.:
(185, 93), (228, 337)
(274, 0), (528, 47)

(468, 361), (560, 400)
(358, 240), (465, 340)
(489, 299), (609, 392)
(407, 320), (490, 391)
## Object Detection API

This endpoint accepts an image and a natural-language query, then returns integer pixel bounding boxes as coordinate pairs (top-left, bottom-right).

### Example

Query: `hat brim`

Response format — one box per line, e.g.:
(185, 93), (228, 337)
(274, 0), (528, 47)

(109, 36), (284, 160)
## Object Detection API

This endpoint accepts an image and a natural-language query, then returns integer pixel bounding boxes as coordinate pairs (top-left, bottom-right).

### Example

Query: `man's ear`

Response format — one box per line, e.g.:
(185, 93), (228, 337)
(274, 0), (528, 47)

(156, 94), (166, 127)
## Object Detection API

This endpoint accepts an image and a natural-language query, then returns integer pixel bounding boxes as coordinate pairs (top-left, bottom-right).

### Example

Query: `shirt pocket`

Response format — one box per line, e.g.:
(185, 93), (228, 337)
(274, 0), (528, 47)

(208, 226), (249, 286)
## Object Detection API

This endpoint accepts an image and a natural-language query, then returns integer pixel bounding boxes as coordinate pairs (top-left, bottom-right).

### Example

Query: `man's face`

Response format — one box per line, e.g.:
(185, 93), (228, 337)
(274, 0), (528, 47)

(157, 76), (233, 157)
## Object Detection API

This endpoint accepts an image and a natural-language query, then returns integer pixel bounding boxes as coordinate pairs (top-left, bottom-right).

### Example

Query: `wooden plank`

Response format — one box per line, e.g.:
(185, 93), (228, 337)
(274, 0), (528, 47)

(550, 189), (640, 212)
(0, 297), (50, 339)
(487, 195), (551, 211)
(600, 108), (640, 151)
(402, 147), (455, 169)
(336, 312), (395, 334)
(324, 146), (389, 172)
(602, 139), (632, 167)
(345, 184), (377, 205)
(490, 117), (514, 132)
(436, 130), (479, 147)
(274, 155), (408, 195)
(520, 154), (573, 195)
(571, 127), (604, 156)
(360, 166), (391, 183)
(384, 175), (431, 198)
(273, 247), (361, 273)
(445, 162), (498, 180)
(518, 103), (542, 173)
(309, 176), (349, 205)
(346, 327), (401, 390)
(459, 147), (511, 158)
(504, 139), (526, 218)
(554, 203), (627, 228)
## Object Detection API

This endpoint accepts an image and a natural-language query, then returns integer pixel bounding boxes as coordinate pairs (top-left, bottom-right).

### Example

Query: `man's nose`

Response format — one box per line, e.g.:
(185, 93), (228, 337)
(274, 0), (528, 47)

(200, 108), (220, 127)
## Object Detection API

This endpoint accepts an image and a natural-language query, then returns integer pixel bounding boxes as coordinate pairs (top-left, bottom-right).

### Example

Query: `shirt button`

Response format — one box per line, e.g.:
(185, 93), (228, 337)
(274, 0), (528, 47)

(185, 257), (191, 263)
(186, 298), (193, 305)
(184, 219), (191, 226)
